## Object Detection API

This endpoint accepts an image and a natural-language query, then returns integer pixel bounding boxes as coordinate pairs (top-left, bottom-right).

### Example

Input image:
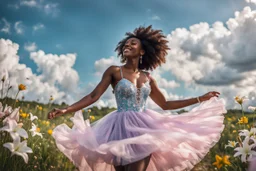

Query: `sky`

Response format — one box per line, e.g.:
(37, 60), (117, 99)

(0, 0), (256, 112)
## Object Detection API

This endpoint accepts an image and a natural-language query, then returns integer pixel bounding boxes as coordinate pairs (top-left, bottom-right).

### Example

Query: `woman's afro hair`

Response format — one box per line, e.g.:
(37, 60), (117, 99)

(115, 25), (170, 71)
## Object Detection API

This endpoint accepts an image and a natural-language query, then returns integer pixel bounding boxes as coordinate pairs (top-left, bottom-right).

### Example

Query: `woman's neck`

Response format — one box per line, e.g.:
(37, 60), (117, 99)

(124, 58), (140, 73)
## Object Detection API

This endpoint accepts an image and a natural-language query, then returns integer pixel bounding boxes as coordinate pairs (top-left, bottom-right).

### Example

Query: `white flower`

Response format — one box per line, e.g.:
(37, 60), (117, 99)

(239, 128), (256, 137)
(0, 102), (12, 118)
(29, 113), (38, 121)
(225, 140), (238, 148)
(3, 136), (33, 163)
(3, 107), (20, 125)
(0, 119), (28, 140)
(249, 106), (256, 111)
(29, 123), (43, 138)
(234, 137), (256, 162)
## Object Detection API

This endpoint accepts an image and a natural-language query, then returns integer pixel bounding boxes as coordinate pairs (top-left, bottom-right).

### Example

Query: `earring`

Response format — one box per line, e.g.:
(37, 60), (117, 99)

(140, 56), (142, 64)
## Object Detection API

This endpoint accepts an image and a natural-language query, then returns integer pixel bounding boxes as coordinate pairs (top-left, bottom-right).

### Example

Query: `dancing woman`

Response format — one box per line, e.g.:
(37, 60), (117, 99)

(48, 25), (226, 171)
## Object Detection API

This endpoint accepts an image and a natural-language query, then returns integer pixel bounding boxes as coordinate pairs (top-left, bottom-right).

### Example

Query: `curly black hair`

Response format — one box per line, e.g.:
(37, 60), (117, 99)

(115, 25), (170, 71)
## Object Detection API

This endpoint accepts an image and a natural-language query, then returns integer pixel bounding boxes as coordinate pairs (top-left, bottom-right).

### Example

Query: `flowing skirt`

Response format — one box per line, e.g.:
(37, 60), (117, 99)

(52, 97), (227, 171)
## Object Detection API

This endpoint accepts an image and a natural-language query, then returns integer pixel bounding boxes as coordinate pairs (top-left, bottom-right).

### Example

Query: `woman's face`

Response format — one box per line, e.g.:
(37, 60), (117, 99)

(122, 37), (144, 59)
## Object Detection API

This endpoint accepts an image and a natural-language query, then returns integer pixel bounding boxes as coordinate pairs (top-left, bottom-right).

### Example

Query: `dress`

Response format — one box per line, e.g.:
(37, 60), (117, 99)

(52, 66), (227, 171)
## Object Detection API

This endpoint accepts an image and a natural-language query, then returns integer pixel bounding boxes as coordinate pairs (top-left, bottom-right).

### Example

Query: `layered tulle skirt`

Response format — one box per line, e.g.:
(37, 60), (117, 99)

(52, 97), (227, 171)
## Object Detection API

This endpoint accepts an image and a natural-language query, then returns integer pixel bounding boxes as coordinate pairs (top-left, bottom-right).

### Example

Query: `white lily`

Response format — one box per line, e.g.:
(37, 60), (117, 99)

(225, 140), (238, 148)
(29, 123), (43, 138)
(3, 136), (33, 163)
(234, 137), (256, 162)
(29, 112), (38, 121)
(249, 106), (256, 111)
(0, 119), (28, 140)
(0, 102), (12, 118)
(239, 128), (256, 137)
(3, 107), (20, 125)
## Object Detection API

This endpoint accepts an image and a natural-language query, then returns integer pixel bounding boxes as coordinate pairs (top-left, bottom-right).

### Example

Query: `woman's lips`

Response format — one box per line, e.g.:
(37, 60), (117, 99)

(123, 49), (130, 52)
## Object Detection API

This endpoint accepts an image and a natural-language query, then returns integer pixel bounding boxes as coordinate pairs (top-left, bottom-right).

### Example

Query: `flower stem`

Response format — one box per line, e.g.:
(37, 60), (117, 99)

(13, 91), (20, 108)
(241, 104), (245, 129)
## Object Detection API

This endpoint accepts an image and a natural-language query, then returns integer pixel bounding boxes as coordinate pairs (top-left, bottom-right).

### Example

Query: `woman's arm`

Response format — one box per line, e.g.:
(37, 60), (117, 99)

(149, 75), (220, 110)
(48, 65), (115, 119)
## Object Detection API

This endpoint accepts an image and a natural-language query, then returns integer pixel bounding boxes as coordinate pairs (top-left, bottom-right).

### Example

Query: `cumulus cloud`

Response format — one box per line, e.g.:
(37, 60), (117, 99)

(24, 42), (37, 52)
(0, 18), (11, 34)
(94, 56), (121, 76)
(163, 6), (256, 109)
(0, 38), (80, 105)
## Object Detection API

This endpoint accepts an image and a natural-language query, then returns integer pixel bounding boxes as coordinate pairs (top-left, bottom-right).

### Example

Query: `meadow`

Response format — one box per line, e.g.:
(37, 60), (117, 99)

(0, 82), (254, 171)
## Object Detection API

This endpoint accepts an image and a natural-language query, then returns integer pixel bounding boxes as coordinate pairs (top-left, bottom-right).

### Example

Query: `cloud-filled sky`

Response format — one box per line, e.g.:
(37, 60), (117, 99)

(0, 0), (256, 112)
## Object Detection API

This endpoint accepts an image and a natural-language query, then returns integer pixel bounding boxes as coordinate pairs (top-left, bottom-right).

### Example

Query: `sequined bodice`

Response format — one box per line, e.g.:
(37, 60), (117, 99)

(114, 67), (151, 112)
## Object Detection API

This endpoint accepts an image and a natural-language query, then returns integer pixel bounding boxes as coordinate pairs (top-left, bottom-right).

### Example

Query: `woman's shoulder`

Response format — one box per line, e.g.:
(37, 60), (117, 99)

(105, 65), (121, 73)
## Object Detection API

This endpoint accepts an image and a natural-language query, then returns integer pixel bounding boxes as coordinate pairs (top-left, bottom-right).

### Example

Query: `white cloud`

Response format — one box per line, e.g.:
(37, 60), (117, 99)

(94, 56), (121, 76)
(0, 38), (80, 105)
(24, 42), (37, 52)
(150, 15), (161, 20)
(19, 0), (59, 17)
(56, 44), (62, 49)
(44, 3), (59, 17)
(14, 21), (24, 35)
(30, 50), (79, 92)
(33, 23), (44, 31)
(20, 0), (38, 7)
(162, 6), (256, 109)
(0, 18), (11, 34)
(245, 0), (256, 5)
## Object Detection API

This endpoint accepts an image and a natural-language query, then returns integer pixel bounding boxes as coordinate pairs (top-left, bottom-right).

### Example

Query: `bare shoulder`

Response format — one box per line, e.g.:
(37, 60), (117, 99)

(104, 65), (120, 75)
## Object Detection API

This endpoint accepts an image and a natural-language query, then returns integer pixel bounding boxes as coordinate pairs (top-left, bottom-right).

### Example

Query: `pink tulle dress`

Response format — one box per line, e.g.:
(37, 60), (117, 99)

(52, 66), (227, 171)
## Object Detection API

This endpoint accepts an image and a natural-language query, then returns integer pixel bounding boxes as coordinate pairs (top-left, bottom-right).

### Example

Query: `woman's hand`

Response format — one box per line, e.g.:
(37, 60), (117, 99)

(199, 91), (220, 102)
(48, 108), (67, 120)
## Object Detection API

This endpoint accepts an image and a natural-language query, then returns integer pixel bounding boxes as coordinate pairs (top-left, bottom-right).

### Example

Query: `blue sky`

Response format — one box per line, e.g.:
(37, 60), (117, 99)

(0, 0), (255, 110)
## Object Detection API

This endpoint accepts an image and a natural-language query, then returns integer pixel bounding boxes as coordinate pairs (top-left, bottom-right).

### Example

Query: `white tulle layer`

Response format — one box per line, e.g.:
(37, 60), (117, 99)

(52, 97), (227, 171)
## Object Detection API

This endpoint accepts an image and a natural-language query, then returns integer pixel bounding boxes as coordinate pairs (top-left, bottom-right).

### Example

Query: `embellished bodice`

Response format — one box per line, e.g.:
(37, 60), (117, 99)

(114, 67), (151, 112)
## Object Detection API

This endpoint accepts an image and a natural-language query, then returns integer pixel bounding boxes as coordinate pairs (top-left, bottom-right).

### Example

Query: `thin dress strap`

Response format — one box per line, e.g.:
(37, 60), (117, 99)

(119, 66), (123, 78)
(143, 72), (149, 82)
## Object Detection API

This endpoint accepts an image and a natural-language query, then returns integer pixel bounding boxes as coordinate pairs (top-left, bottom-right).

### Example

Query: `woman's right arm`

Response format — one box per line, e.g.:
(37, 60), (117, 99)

(48, 65), (115, 119)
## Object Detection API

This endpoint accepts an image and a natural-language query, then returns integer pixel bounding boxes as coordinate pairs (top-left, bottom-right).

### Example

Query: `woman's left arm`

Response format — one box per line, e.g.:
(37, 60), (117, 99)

(148, 75), (220, 110)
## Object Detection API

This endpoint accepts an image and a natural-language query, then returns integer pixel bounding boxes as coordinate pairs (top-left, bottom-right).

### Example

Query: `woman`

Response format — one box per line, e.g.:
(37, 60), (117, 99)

(48, 25), (226, 171)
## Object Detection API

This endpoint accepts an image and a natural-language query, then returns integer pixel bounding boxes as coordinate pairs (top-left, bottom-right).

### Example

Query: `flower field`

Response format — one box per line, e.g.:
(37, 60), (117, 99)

(0, 76), (255, 171)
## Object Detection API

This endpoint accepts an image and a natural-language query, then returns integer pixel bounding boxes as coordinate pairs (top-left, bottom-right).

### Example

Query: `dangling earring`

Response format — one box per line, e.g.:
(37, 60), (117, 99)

(140, 56), (142, 64)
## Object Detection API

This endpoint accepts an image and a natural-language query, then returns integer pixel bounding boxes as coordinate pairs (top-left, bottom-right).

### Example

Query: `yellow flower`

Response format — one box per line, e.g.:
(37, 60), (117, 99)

(235, 95), (248, 105)
(36, 127), (40, 132)
(238, 116), (248, 124)
(212, 155), (231, 169)
(47, 129), (53, 135)
(19, 109), (23, 113)
(227, 117), (232, 122)
(37, 106), (43, 110)
(18, 84), (26, 91)
(45, 121), (50, 126)
(16, 99), (19, 102)
(87, 109), (91, 113)
(20, 112), (29, 118)
(90, 115), (95, 120)
(232, 130), (237, 133)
